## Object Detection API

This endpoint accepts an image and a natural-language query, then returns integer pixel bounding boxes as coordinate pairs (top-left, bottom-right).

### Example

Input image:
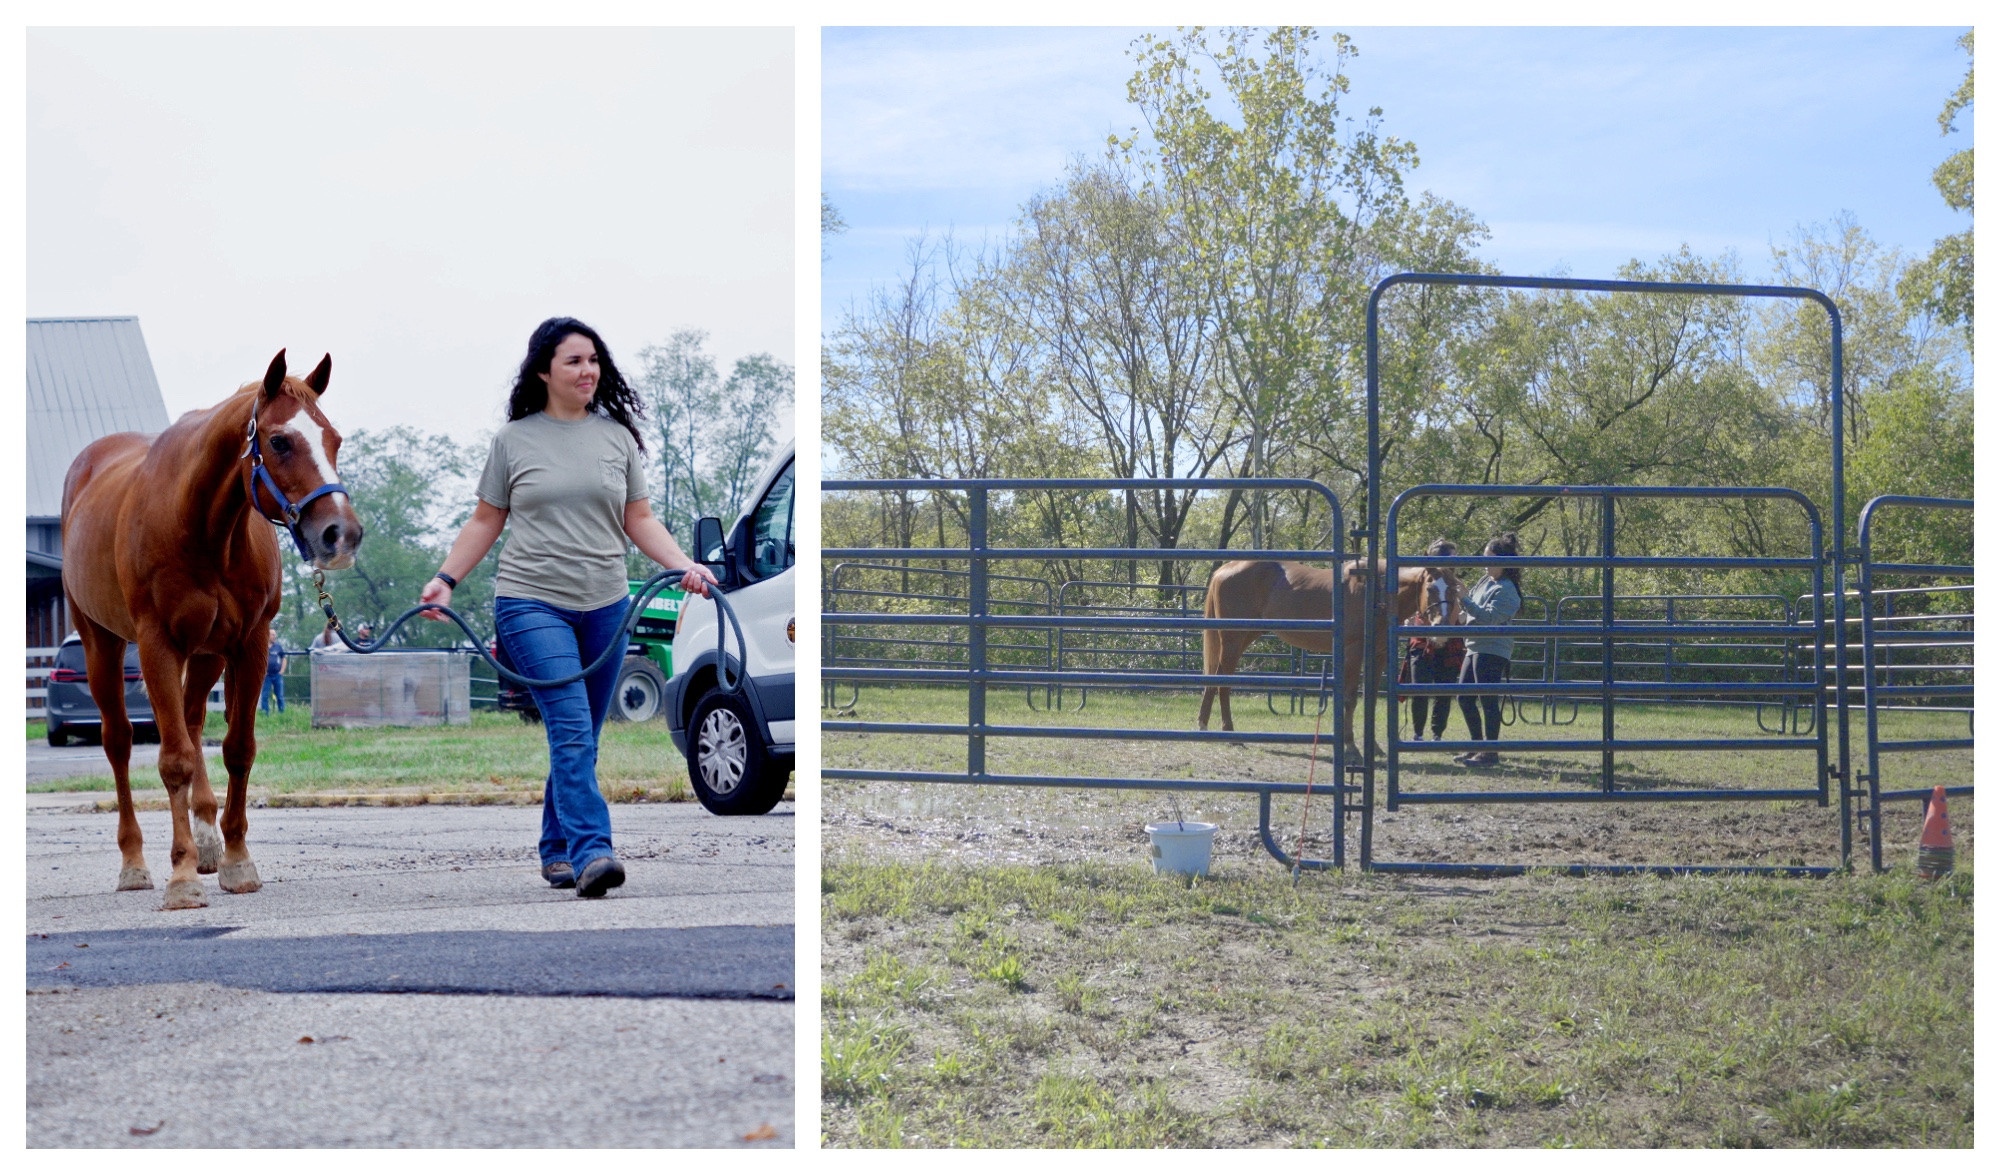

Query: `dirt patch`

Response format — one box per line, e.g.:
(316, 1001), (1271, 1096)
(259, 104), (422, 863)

(825, 760), (1968, 875)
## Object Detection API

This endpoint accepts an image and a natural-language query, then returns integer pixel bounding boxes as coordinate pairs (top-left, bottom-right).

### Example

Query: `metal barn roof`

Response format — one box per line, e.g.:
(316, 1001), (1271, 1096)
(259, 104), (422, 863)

(26, 317), (172, 520)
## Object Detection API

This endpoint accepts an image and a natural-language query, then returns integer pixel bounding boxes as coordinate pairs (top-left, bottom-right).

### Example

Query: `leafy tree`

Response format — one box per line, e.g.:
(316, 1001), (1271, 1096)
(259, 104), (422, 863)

(632, 329), (795, 543)
(634, 329), (723, 535)
(277, 426), (494, 650)
(713, 352), (795, 512)
(1899, 31), (1973, 346)
(823, 193), (848, 260)
(1004, 161), (1236, 583)
(1123, 26), (1418, 546)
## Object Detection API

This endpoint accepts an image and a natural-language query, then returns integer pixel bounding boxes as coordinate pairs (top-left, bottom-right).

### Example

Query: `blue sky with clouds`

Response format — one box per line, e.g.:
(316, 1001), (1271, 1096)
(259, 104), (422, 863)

(822, 26), (1973, 330)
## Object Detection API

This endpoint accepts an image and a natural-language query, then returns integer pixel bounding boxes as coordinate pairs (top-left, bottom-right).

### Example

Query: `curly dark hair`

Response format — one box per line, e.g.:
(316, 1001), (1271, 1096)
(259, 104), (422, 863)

(1484, 532), (1523, 591)
(506, 317), (646, 450)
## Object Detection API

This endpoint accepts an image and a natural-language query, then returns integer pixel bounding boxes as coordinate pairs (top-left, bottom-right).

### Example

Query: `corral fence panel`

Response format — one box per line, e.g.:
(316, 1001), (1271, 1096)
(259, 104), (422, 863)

(821, 477), (1358, 870)
(1855, 495), (1973, 871)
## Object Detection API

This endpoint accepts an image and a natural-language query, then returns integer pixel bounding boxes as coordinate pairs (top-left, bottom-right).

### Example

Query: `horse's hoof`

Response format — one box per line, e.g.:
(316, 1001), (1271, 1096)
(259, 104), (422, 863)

(218, 860), (261, 894)
(116, 866), (154, 891)
(194, 819), (223, 873)
(161, 879), (208, 910)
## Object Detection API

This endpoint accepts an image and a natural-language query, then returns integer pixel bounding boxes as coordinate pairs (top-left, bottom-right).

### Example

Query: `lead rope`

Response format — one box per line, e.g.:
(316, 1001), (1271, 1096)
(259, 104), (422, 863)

(1292, 657), (1334, 883)
(309, 566), (744, 694)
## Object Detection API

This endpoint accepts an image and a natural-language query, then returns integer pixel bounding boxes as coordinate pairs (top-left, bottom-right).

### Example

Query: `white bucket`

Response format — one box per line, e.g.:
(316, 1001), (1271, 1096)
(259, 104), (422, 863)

(1146, 821), (1219, 877)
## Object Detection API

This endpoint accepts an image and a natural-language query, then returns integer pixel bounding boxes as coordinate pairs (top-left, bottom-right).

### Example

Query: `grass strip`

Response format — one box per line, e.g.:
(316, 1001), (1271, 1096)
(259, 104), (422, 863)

(822, 858), (1974, 1148)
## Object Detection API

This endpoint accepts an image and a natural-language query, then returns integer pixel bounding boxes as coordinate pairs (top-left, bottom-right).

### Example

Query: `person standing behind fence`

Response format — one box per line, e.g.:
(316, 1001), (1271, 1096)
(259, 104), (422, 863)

(1402, 539), (1465, 742)
(1454, 533), (1524, 766)
(417, 317), (715, 900)
(261, 626), (288, 715)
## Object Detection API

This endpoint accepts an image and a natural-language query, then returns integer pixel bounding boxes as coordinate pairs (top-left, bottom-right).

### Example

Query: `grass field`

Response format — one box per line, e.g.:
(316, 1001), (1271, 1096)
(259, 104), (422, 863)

(824, 684), (1975, 1147)
(27, 708), (697, 800)
(822, 860), (1973, 1147)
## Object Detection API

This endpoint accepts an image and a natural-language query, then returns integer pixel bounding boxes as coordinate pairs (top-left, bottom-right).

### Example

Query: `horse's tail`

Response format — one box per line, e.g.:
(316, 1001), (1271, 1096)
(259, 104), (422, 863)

(1202, 579), (1223, 677)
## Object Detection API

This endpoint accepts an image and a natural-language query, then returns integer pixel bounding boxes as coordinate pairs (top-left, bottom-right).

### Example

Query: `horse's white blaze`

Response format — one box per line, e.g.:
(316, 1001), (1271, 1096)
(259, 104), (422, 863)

(298, 423), (347, 504)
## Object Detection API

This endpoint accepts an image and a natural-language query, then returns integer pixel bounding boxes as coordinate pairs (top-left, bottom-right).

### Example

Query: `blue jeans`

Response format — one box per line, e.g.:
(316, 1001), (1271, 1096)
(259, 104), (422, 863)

(1457, 652), (1511, 742)
(261, 672), (285, 714)
(494, 596), (628, 872)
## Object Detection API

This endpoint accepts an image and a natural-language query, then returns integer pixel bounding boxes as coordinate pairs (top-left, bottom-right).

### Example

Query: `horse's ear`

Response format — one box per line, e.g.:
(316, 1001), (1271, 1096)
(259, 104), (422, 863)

(305, 353), (332, 396)
(262, 350), (288, 401)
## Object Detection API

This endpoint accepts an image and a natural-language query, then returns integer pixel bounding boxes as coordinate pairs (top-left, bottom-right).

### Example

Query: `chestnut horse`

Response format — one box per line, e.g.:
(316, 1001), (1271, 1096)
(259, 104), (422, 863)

(1197, 560), (1462, 753)
(61, 351), (362, 909)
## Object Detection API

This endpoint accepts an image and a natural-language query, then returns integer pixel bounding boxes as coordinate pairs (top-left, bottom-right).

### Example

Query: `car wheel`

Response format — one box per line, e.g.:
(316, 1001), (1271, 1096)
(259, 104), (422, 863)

(608, 656), (666, 723)
(518, 707), (543, 725)
(47, 722), (69, 747)
(685, 688), (789, 816)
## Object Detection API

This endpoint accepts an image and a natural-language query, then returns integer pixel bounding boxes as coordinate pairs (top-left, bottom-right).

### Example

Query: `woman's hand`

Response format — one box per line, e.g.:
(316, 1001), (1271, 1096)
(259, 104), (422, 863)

(418, 577), (453, 622)
(676, 564), (717, 598)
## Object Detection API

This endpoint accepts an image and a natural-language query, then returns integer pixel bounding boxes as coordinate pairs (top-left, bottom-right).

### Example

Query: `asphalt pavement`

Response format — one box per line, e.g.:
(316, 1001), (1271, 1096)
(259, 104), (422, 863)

(27, 799), (796, 1148)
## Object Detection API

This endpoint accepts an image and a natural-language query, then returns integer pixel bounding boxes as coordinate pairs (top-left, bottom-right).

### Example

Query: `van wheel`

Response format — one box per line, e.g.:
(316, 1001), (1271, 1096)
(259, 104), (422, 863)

(686, 689), (788, 815)
(47, 723), (69, 747)
(608, 656), (666, 723)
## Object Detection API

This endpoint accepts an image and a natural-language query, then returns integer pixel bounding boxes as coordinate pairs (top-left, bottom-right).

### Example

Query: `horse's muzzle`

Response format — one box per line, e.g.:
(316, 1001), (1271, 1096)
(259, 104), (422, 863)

(306, 505), (364, 570)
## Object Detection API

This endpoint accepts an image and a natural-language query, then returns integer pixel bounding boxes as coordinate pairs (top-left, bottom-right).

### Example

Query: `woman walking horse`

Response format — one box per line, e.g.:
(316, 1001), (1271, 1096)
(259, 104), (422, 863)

(1198, 558), (1463, 756)
(61, 351), (362, 910)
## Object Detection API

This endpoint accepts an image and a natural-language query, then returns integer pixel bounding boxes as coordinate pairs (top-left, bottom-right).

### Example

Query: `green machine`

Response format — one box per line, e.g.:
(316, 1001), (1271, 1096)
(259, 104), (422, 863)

(612, 578), (686, 722)
(628, 578), (687, 679)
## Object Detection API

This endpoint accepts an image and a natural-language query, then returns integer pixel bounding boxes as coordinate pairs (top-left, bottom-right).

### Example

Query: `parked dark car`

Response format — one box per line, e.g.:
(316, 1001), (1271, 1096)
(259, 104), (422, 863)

(44, 633), (158, 746)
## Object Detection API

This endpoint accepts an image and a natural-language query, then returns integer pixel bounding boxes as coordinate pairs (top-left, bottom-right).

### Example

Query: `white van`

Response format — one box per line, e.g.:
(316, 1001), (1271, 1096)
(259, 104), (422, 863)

(666, 442), (794, 815)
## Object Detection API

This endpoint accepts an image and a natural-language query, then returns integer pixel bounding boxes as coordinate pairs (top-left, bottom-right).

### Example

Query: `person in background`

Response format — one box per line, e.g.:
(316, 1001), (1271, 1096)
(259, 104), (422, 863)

(1454, 532), (1525, 767)
(309, 618), (370, 653)
(260, 626), (288, 714)
(1402, 539), (1465, 742)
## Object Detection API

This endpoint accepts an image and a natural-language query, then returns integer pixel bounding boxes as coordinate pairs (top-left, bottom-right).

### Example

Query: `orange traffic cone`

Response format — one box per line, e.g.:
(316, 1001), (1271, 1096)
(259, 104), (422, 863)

(1916, 785), (1955, 880)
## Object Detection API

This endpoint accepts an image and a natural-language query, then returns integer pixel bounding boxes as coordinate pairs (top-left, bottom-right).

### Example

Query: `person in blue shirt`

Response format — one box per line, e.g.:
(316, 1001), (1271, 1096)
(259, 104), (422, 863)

(260, 627), (287, 715)
(1455, 533), (1524, 766)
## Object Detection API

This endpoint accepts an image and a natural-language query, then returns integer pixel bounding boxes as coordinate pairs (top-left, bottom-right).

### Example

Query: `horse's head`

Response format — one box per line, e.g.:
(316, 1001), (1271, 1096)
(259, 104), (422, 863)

(247, 349), (363, 570)
(1420, 564), (1463, 625)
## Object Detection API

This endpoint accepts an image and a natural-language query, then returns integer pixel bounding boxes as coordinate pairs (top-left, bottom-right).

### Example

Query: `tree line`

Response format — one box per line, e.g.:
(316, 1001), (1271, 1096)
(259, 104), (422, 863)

(273, 332), (793, 653)
(823, 27), (1973, 606)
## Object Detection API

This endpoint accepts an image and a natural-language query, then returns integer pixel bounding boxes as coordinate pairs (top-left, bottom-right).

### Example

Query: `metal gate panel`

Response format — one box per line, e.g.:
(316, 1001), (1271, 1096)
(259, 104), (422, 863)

(1856, 495), (1974, 870)
(821, 477), (1356, 870)
(1364, 272), (1853, 875)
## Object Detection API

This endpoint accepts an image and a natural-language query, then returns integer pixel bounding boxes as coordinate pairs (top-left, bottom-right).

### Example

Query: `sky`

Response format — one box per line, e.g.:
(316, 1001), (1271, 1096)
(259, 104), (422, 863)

(821, 26), (1974, 330)
(28, 27), (795, 451)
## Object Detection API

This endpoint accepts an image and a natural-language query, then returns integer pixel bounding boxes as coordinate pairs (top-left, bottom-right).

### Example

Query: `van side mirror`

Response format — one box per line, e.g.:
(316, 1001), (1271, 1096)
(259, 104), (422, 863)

(693, 516), (727, 576)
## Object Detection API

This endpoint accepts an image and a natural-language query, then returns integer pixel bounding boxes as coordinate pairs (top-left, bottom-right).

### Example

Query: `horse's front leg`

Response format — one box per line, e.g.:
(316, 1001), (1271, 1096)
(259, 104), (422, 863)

(182, 653), (227, 874)
(137, 641), (205, 910)
(215, 647), (265, 894)
(77, 621), (149, 890)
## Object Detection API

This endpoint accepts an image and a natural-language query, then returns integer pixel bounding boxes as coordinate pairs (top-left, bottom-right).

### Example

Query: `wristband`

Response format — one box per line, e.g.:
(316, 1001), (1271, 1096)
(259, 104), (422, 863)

(433, 571), (458, 589)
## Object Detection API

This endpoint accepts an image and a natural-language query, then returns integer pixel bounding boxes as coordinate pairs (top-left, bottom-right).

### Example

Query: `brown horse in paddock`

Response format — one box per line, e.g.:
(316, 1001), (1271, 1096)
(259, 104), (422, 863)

(1198, 560), (1462, 753)
(61, 351), (362, 910)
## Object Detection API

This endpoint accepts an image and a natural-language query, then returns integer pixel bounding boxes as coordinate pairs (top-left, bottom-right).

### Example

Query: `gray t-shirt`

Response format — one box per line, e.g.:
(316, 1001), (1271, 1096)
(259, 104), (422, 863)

(476, 412), (648, 611)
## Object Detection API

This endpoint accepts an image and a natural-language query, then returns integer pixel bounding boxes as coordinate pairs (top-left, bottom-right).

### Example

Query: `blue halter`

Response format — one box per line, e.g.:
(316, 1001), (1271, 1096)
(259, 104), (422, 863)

(243, 411), (348, 563)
